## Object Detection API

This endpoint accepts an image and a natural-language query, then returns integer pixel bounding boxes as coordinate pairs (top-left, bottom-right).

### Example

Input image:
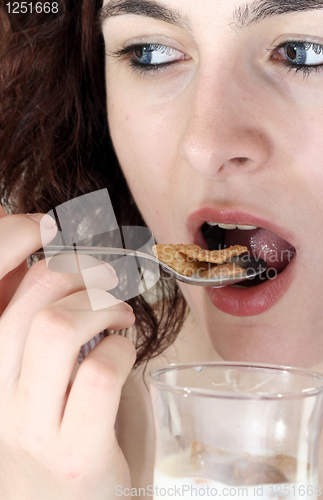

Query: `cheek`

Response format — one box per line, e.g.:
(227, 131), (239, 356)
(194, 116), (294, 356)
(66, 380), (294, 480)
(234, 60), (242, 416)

(269, 91), (323, 203)
(285, 91), (323, 192)
(106, 84), (184, 218)
(292, 115), (323, 196)
(108, 87), (182, 241)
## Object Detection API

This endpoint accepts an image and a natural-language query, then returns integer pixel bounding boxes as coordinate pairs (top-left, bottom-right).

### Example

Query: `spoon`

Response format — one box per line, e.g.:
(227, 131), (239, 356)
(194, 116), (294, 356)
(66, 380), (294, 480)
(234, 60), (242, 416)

(33, 245), (267, 288)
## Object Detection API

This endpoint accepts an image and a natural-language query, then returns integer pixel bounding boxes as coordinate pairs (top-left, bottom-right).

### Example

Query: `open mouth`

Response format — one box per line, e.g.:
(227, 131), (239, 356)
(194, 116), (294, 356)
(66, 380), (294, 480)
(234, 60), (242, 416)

(201, 221), (296, 288)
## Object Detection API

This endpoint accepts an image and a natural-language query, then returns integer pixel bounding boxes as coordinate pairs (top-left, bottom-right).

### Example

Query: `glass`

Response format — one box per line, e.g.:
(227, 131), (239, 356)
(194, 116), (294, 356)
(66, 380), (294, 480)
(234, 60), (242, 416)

(148, 362), (323, 499)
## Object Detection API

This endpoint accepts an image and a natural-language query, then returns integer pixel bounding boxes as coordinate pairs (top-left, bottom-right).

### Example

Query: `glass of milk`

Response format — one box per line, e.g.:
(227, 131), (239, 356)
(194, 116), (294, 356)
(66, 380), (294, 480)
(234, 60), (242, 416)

(148, 362), (323, 500)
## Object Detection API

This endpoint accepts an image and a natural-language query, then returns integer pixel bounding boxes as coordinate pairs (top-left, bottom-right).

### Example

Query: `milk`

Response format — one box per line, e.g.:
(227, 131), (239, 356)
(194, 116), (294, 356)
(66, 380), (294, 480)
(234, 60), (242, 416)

(153, 449), (318, 500)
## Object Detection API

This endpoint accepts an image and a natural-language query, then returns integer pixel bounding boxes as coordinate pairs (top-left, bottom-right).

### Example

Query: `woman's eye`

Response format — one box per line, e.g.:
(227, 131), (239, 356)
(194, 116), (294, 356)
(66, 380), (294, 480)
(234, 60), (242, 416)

(133, 44), (183, 66)
(112, 43), (187, 72)
(272, 41), (323, 70)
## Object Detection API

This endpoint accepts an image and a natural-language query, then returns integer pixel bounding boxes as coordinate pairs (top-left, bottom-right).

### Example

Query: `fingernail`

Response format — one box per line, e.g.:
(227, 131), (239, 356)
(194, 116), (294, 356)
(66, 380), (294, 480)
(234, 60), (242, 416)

(122, 302), (133, 312)
(26, 213), (56, 229)
(103, 262), (117, 277)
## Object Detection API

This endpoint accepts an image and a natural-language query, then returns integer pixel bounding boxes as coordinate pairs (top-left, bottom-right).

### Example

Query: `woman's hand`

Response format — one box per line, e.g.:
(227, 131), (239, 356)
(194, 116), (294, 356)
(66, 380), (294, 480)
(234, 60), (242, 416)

(0, 206), (136, 500)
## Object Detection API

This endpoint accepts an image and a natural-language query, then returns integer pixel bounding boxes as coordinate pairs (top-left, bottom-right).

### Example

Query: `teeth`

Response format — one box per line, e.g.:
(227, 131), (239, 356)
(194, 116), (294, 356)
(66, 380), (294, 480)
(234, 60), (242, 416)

(218, 224), (237, 230)
(237, 225), (257, 230)
(207, 222), (257, 231)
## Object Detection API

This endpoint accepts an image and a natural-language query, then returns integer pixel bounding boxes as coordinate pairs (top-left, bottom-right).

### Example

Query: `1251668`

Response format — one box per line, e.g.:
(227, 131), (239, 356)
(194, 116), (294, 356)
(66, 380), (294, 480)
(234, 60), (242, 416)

(5, 2), (59, 14)
(269, 484), (322, 497)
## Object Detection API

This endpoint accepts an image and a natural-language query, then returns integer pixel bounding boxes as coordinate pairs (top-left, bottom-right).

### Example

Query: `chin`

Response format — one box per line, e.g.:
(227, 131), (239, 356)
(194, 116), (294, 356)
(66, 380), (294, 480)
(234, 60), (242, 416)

(180, 281), (323, 369)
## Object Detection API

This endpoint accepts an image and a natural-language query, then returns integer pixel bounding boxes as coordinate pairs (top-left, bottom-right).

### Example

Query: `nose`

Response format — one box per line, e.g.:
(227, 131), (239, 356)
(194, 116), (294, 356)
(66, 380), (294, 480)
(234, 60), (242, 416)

(180, 69), (272, 180)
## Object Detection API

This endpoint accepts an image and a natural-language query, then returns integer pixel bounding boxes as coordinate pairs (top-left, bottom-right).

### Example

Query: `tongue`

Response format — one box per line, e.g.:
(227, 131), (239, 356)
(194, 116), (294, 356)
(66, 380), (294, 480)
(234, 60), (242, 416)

(225, 228), (295, 273)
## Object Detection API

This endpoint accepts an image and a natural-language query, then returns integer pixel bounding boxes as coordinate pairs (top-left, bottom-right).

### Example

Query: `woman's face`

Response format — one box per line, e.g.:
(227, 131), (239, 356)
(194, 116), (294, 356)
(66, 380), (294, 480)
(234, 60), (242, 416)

(102, 0), (323, 368)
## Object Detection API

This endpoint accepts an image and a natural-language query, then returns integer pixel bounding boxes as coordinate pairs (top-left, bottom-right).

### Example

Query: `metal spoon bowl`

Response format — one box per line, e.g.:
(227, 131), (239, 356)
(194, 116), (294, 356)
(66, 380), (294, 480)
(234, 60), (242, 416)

(33, 245), (267, 288)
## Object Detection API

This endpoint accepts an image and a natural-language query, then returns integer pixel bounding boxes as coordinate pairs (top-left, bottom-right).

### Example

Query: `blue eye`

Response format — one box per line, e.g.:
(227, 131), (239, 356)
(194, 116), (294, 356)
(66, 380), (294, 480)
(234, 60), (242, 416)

(133, 46), (154, 65)
(111, 43), (187, 72)
(273, 41), (323, 73)
(284, 43), (307, 65)
(132, 44), (185, 66)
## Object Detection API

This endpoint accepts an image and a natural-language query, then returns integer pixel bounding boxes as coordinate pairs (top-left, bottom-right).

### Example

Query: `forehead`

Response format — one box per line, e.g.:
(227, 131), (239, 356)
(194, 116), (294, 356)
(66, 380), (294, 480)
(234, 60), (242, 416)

(100, 0), (323, 30)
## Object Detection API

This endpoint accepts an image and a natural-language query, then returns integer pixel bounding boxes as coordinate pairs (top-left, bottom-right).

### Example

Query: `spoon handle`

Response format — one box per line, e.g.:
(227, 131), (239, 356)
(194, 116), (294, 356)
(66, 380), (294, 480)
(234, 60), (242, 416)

(33, 245), (158, 262)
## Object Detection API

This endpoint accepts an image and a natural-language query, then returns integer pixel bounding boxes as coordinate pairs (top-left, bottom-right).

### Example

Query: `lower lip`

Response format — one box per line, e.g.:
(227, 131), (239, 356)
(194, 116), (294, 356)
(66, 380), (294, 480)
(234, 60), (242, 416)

(205, 256), (297, 317)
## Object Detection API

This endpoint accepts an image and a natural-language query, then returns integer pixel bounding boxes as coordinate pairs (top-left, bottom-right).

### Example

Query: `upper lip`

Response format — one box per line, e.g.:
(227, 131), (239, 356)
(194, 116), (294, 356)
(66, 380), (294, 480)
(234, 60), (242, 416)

(186, 206), (297, 248)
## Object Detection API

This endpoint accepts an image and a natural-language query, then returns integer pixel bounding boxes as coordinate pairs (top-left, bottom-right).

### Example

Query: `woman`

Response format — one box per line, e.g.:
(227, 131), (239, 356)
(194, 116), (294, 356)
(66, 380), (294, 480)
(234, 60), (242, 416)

(1, 0), (323, 497)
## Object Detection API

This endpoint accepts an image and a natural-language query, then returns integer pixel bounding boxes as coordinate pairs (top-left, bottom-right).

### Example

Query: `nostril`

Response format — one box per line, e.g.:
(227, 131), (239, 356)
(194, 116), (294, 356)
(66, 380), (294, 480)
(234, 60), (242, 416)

(235, 157), (249, 163)
(219, 157), (249, 173)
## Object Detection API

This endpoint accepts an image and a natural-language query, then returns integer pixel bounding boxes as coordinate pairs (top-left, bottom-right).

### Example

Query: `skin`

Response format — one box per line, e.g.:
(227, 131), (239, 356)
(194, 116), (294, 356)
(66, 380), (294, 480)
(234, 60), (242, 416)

(0, 207), (136, 499)
(101, 0), (323, 489)
(3, 1), (323, 498)
(103, 0), (323, 368)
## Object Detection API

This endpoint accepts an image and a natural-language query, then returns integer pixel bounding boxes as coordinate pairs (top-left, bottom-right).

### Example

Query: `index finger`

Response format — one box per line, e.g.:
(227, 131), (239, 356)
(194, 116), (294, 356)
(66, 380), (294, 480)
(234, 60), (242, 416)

(0, 213), (57, 280)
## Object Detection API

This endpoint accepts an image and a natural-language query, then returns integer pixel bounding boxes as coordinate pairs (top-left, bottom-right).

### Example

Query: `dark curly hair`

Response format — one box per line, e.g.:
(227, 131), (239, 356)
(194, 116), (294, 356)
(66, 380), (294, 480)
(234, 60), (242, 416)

(0, 0), (188, 366)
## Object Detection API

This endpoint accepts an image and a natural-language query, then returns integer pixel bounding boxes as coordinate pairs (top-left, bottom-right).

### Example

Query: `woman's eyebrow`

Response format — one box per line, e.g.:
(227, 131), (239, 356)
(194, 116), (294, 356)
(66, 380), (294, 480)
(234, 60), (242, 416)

(235, 0), (323, 29)
(98, 0), (323, 31)
(99, 0), (191, 30)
